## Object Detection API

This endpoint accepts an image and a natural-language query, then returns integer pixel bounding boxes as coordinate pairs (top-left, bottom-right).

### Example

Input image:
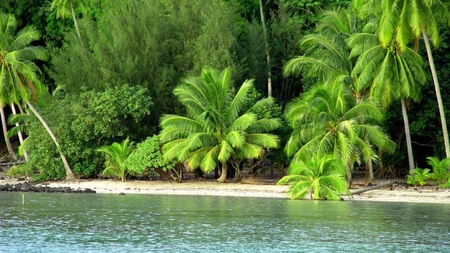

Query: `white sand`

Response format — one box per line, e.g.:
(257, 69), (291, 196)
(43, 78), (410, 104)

(1, 178), (449, 203)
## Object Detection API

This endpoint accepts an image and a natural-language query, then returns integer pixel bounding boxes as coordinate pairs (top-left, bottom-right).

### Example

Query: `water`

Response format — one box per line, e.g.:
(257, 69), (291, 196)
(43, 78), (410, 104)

(0, 193), (449, 253)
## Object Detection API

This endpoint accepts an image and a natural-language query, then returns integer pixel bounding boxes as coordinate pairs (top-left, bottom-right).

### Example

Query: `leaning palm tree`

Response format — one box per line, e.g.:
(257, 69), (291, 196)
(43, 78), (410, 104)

(0, 13), (75, 179)
(284, 82), (395, 186)
(51, 0), (87, 43)
(354, 0), (450, 158)
(277, 154), (350, 200)
(348, 30), (427, 171)
(160, 68), (281, 182)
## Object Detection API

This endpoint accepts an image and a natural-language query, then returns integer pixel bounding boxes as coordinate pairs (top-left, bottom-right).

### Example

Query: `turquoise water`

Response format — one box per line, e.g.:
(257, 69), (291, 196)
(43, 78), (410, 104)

(0, 193), (449, 252)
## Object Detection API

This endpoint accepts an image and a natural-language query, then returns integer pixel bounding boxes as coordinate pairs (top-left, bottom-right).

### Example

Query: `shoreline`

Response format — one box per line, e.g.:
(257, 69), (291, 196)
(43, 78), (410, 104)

(1, 178), (449, 204)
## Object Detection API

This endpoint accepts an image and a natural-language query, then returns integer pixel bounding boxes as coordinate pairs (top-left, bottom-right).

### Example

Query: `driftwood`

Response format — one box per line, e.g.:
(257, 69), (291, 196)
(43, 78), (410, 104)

(351, 180), (404, 195)
(0, 160), (26, 167)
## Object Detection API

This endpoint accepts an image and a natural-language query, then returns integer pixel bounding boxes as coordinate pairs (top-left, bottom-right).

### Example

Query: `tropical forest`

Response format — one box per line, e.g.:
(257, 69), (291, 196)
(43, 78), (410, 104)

(2, 0), (450, 201)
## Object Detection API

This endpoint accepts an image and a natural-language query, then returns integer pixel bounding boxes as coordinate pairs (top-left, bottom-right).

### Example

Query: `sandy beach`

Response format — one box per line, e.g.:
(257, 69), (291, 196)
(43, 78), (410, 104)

(1, 178), (449, 204)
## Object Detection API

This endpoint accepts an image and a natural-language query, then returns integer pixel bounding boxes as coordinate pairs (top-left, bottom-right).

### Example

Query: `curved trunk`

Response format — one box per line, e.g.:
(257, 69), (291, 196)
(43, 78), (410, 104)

(401, 99), (415, 171)
(70, 0), (83, 45)
(26, 102), (75, 179)
(11, 103), (28, 160)
(217, 162), (228, 183)
(1, 106), (17, 161)
(258, 0), (272, 98)
(422, 30), (450, 158)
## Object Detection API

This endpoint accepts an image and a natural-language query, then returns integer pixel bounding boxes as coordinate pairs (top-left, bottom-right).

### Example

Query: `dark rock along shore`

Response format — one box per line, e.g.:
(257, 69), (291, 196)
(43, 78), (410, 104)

(0, 182), (96, 193)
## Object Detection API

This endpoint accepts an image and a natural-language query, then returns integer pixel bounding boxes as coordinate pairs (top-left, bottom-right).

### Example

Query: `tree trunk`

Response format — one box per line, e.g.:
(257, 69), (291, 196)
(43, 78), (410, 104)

(26, 102), (75, 179)
(11, 103), (28, 161)
(351, 180), (403, 195)
(217, 162), (228, 183)
(422, 30), (450, 159)
(401, 99), (415, 171)
(1, 106), (17, 161)
(258, 0), (272, 98)
(365, 158), (374, 184)
(70, 0), (83, 45)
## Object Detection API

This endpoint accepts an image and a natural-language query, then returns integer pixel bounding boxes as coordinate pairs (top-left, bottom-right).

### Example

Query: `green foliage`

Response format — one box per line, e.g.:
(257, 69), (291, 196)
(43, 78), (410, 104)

(284, 81), (395, 181)
(277, 154), (350, 200)
(51, 0), (241, 129)
(407, 168), (432, 187)
(16, 84), (151, 179)
(6, 166), (33, 178)
(427, 156), (450, 184)
(126, 135), (177, 175)
(160, 68), (281, 182)
(96, 138), (134, 181)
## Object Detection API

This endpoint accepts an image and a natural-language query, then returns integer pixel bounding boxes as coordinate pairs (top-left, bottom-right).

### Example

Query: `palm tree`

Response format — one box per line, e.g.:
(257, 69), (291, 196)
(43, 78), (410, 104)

(283, 10), (355, 89)
(284, 82), (395, 186)
(0, 13), (75, 179)
(354, 0), (450, 158)
(96, 138), (134, 182)
(51, 0), (87, 43)
(277, 154), (350, 200)
(348, 30), (427, 171)
(160, 68), (281, 182)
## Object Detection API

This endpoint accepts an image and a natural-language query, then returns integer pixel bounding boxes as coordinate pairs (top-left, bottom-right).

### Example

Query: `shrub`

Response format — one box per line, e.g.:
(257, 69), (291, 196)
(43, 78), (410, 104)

(427, 157), (450, 185)
(126, 135), (179, 180)
(407, 168), (432, 187)
(277, 154), (350, 200)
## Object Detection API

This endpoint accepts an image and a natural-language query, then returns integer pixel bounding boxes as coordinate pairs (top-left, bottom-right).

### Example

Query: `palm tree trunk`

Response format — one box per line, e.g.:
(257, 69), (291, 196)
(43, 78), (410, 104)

(258, 0), (272, 98)
(217, 162), (228, 183)
(11, 103), (28, 161)
(401, 99), (415, 171)
(422, 30), (450, 158)
(1, 106), (17, 161)
(365, 158), (374, 184)
(70, 0), (83, 45)
(26, 102), (75, 179)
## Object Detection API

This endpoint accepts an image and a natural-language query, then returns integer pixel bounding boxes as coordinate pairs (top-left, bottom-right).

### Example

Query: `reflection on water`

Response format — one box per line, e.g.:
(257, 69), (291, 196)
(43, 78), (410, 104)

(0, 193), (449, 252)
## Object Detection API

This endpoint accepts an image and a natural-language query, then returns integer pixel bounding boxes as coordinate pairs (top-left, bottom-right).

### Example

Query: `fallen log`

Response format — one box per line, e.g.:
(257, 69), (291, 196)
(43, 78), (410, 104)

(350, 180), (405, 195)
(0, 160), (26, 166)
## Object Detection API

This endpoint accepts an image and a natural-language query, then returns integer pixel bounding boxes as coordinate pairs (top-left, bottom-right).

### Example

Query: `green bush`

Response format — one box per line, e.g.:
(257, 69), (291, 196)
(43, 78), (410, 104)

(6, 165), (33, 178)
(427, 157), (450, 185)
(407, 168), (432, 187)
(16, 84), (152, 180)
(126, 135), (178, 179)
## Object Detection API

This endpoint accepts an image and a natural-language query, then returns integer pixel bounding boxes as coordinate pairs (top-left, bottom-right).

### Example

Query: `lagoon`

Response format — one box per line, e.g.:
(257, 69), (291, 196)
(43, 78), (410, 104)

(0, 193), (449, 252)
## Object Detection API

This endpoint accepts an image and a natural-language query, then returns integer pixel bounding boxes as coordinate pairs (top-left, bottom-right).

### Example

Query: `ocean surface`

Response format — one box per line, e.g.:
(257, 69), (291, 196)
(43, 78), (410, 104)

(1, 193), (449, 252)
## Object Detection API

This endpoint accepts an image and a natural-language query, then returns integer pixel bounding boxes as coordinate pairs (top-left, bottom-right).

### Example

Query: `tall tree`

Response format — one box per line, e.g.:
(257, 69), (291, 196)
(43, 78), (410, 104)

(0, 13), (74, 179)
(160, 68), (281, 182)
(50, 0), (86, 43)
(258, 0), (272, 97)
(354, 0), (450, 158)
(348, 30), (427, 171)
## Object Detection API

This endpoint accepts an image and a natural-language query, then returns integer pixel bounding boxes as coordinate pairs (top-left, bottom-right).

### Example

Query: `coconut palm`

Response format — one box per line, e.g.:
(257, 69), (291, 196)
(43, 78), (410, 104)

(96, 138), (134, 182)
(354, 0), (450, 158)
(51, 0), (87, 43)
(0, 13), (75, 179)
(284, 82), (395, 186)
(277, 154), (350, 200)
(283, 10), (355, 89)
(348, 30), (427, 171)
(160, 68), (281, 182)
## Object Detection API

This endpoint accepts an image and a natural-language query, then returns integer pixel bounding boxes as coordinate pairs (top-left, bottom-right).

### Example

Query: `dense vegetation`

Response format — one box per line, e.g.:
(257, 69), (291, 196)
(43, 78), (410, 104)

(2, 0), (450, 199)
